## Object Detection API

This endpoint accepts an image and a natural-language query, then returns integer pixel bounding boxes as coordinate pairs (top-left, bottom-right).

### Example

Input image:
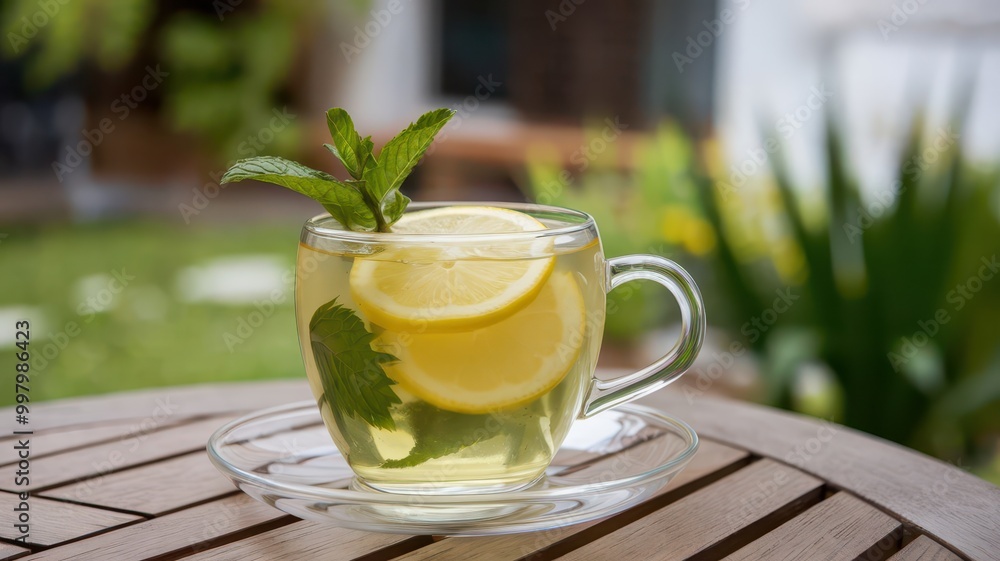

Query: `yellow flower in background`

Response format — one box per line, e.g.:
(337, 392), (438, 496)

(700, 136), (725, 180)
(771, 236), (807, 285)
(682, 218), (717, 256)
(660, 205), (691, 244)
(659, 205), (717, 256)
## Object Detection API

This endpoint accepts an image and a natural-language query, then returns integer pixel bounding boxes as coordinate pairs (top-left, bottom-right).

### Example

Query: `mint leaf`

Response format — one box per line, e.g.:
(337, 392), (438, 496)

(326, 108), (366, 179)
(322, 183), (380, 232)
(310, 298), (401, 431)
(382, 189), (411, 224)
(363, 108), (455, 212)
(221, 156), (377, 231)
(322, 143), (343, 161)
(359, 136), (376, 173)
(380, 400), (549, 469)
(381, 402), (502, 468)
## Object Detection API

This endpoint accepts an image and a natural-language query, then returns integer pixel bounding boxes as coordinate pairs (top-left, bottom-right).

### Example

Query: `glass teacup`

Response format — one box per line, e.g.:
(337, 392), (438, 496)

(295, 202), (705, 494)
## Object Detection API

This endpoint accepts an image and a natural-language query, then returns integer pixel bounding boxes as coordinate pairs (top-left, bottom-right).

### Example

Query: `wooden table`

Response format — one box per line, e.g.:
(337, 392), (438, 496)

(2, 380), (998, 560)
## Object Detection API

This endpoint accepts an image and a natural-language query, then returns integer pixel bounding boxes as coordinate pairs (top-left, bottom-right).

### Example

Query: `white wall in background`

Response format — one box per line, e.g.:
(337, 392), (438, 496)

(715, 0), (1000, 198)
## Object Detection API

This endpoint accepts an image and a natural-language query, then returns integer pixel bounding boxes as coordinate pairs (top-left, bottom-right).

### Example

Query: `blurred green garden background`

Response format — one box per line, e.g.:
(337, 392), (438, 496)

(2, 0), (999, 483)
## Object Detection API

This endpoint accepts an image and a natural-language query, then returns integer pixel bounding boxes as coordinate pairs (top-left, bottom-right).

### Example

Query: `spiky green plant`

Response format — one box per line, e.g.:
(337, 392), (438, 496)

(697, 110), (1000, 463)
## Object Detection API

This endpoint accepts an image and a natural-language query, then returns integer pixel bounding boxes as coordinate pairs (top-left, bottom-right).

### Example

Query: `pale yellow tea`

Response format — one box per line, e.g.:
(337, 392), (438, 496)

(295, 207), (604, 492)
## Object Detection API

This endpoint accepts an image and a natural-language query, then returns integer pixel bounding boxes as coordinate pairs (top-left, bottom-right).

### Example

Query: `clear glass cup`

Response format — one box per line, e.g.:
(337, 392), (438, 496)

(295, 202), (705, 494)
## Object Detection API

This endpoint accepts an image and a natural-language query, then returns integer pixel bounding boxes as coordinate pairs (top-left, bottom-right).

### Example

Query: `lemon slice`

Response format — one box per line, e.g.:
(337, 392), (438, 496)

(350, 206), (555, 332)
(377, 272), (586, 413)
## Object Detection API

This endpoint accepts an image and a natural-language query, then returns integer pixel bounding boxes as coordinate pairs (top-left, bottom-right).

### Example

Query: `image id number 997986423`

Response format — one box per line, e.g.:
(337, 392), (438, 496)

(13, 319), (32, 543)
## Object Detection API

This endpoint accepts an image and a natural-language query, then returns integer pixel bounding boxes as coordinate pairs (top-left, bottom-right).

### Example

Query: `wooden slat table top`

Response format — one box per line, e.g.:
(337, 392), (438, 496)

(892, 536), (966, 561)
(0, 543), (28, 561)
(721, 492), (902, 561)
(1, 379), (997, 561)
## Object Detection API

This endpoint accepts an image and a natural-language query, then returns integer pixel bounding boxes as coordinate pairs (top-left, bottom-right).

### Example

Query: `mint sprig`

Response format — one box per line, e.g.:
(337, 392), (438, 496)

(221, 107), (455, 232)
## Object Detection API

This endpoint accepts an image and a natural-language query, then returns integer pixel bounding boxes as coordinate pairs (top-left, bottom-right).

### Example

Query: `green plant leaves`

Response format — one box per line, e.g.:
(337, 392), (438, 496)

(310, 298), (400, 431)
(221, 156), (377, 231)
(325, 108), (367, 180)
(380, 398), (549, 469)
(363, 108), (455, 208)
(223, 107), (454, 232)
(380, 402), (499, 468)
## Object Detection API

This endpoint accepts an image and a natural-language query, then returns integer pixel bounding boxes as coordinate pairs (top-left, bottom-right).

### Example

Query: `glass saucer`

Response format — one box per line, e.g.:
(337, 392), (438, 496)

(207, 401), (698, 536)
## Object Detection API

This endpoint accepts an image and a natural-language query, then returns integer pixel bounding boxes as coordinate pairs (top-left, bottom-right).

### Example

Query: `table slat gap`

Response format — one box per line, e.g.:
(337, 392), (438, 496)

(547, 459), (825, 561)
(720, 492), (903, 561)
(2, 514), (151, 555)
(0, 541), (33, 556)
(34, 487), (243, 521)
(681, 489), (829, 561)
(640, 390), (1000, 560)
(0, 416), (199, 467)
(0, 492), (145, 548)
(0, 542), (29, 561)
(39, 451), (240, 517)
(890, 535), (966, 561)
(15, 494), (296, 561)
(9, 492), (154, 520)
(523, 456), (759, 561)
(0, 380), (312, 433)
(140, 516), (300, 561)
(519, 447), (754, 561)
(0, 415), (193, 442)
(169, 521), (430, 561)
(146, 491), (244, 520)
(387, 441), (751, 561)
(819, 484), (958, 555)
(2, 416), (236, 493)
(349, 537), (437, 561)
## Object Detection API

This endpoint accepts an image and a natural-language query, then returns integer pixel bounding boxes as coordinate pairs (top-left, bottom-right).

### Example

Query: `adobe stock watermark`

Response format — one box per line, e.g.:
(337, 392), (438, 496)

(673, 0), (752, 73)
(922, 457), (967, 500)
(878, 0), (934, 41)
(741, 288), (799, 343)
(178, 106), (296, 223)
(842, 126), (959, 243)
(5, 0), (70, 54)
(31, 269), (135, 372)
(726, 422), (836, 526)
(518, 429), (664, 557)
(717, 83), (833, 200)
(426, 74), (503, 157)
(221, 250), (328, 352)
(532, 116), (629, 205)
(888, 255), (998, 371)
(188, 498), (258, 553)
(684, 287), (799, 404)
(51, 65), (169, 183)
(66, 396), (179, 501)
(544, 0), (587, 31)
(724, 466), (793, 525)
(339, 0), (412, 63)
(784, 419), (838, 468)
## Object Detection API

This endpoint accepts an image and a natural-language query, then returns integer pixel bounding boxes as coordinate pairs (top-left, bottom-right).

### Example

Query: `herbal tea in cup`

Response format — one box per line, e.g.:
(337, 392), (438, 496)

(223, 109), (705, 494)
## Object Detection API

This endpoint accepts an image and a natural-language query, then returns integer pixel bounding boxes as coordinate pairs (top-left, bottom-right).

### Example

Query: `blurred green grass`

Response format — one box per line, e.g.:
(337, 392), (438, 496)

(1, 220), (305, 405)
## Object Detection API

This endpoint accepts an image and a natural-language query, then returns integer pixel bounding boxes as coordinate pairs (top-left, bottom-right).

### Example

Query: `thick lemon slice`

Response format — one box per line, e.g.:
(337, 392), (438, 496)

(350, 206), (555, 332)
(376, 272), (586, 414)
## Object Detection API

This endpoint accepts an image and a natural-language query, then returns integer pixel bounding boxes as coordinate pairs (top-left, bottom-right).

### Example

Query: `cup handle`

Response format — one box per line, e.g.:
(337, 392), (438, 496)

(580, 255), (706, 418)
